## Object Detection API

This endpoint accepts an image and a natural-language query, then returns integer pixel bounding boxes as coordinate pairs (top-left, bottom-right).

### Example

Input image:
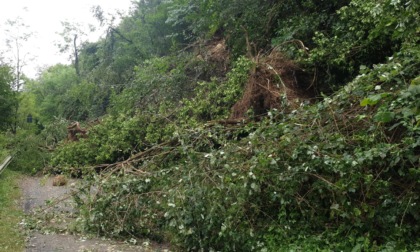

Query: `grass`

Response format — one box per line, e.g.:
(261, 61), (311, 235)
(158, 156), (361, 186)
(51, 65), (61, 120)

(0, 149), (7, 163)
(0, 169), (25, 252)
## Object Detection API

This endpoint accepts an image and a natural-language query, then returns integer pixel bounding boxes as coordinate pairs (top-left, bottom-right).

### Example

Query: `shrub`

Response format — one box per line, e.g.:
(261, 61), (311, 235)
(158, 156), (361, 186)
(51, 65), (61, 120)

(6, 130), (48, 174)
(69, 48), (419, 251)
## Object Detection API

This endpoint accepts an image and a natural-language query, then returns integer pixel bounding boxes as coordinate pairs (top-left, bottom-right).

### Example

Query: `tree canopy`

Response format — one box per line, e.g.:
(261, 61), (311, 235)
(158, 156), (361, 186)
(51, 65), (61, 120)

(0, 65), (16, 131)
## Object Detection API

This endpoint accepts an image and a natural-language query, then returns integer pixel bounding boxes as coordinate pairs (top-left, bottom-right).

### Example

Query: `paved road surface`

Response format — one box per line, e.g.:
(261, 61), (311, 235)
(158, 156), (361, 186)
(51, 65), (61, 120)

(20, 176), (169, 252)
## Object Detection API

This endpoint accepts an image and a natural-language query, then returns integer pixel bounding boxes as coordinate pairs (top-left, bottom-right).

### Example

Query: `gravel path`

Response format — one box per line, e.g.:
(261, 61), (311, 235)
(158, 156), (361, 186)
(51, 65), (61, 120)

(20, 176), (169, 252)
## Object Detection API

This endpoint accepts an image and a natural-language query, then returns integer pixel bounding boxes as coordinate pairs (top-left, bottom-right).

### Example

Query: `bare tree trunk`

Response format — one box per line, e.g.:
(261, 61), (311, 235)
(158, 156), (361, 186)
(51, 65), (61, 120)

(15, 39), (21, 91)
(74, 34), (80, 76)
(13, 39), (20, 134)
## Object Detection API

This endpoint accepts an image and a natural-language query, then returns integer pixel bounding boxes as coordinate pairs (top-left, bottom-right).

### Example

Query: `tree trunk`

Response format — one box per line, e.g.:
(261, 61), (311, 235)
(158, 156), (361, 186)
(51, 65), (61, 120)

(74, 34), (80, 76)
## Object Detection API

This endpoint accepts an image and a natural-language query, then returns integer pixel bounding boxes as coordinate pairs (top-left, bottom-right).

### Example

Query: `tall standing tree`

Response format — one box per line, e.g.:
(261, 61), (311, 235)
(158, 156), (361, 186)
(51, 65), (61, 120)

(2, 16), (34, 91)
(2, 16), (35, 133)
(56, 21), (95, 77)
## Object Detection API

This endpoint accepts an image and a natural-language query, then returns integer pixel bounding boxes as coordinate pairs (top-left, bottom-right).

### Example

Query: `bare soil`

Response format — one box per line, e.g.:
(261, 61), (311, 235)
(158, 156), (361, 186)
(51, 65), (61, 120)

(20, 176), (169, 252)
(230, 51), (315, 119)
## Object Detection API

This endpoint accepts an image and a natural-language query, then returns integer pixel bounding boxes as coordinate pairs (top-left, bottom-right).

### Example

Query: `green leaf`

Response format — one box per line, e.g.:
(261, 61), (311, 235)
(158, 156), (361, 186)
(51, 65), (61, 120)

(360, 93), (390, 106)
(360, 94), (382, 106)
(360, 98), (371, 107)
(351, 243), (362, 252)
(408, 84), (420, 95)
(374, 111), (395, 123)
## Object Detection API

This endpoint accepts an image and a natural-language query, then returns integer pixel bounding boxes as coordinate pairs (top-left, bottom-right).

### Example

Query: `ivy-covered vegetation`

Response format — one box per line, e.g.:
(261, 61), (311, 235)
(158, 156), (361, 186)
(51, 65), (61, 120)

(1, 0), (419, 250)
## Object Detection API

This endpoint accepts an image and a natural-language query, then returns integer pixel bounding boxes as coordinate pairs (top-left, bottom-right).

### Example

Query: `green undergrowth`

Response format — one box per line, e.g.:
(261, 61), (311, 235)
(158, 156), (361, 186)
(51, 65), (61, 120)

(49, 42), (420, 251)
(0, 150), (6, 161)
(0, 170), (25, 252)
(1, 0), (419, 250)
(8, 131), (48, 174)
(47, 2), (420, 248)
(0, 134), (8, 161)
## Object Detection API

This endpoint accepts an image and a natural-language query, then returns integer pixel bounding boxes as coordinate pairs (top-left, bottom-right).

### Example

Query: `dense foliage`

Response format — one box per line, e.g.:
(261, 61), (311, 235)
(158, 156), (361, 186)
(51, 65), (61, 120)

(0, 65), (17, 131)
(3, 0), (419, 250)
(52, 48), (420, 250)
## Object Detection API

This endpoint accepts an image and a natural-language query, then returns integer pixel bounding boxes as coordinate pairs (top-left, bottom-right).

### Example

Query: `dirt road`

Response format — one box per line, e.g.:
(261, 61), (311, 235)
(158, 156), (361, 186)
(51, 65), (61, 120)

(20, 176), (168, 252)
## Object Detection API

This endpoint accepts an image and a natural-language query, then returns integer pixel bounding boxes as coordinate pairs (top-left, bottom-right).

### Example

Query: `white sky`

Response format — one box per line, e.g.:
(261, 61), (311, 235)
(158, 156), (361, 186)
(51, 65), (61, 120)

(0, 0), (134, 79)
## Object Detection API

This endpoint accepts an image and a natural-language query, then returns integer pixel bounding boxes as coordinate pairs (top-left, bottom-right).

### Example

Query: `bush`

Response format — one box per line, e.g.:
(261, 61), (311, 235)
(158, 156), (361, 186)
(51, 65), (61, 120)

(6, 130), (48, 174)
(46, 1), (420, 249)
(68, 47), (419, 251)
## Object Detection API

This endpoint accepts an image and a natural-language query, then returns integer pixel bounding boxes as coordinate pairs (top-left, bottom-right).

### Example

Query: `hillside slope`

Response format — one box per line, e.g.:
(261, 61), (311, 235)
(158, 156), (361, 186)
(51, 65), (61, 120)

(12, 0), (420, 250)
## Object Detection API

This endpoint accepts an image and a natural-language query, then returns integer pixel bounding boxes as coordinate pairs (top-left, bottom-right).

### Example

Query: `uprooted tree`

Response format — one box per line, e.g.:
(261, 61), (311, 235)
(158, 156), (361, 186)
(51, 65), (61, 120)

(26, 0), (420, 251)
(67, 122), (87, 141)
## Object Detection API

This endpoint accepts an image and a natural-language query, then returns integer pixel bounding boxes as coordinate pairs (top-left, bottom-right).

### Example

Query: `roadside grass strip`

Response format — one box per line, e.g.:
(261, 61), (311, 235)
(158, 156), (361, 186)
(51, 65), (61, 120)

(0, 170), (25, 252)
